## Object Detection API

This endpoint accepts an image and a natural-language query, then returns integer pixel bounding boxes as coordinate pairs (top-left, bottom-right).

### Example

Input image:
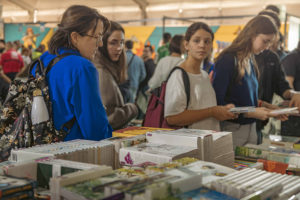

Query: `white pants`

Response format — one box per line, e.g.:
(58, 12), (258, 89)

(220, 121), (257, 149)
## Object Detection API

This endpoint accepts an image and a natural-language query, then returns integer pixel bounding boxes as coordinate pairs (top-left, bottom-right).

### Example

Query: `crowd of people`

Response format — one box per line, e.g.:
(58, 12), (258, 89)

(1, 4), (300, 148)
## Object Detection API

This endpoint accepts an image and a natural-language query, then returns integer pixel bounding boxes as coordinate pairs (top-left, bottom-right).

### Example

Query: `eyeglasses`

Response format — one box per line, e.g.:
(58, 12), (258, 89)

(83, 33), (103, 43)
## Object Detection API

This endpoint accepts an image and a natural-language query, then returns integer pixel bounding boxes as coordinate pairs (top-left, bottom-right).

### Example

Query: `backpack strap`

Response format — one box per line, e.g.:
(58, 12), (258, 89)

(46, 53), (78, 133)
(167, 66), (190, 108)
(127, 54), (135, 67)
(28, 53), (76, 78)
(45, 53), (76, 75)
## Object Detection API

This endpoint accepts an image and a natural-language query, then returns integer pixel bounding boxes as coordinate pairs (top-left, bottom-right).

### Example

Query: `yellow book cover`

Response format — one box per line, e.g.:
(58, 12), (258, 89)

(113, 127), (172, 137)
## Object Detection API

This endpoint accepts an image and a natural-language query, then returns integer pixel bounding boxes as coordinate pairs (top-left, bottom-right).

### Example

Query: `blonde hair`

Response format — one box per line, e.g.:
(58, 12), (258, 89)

(217, 15), (278, 82)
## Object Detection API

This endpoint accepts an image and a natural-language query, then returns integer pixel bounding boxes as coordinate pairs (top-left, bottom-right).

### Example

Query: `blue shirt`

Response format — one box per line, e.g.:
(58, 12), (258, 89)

(32, 48), (112, 141)
(126, 50), (146, 102)
(213, 53), (258, 124)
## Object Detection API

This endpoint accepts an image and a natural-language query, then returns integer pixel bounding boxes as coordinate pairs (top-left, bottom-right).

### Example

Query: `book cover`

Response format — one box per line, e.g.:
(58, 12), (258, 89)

(113, 126), (172, 137)
(119, 143), (198, 166)
(1, 190), (34, 200)
(176, 187), (238, 200)
(0, 175), (36, 198)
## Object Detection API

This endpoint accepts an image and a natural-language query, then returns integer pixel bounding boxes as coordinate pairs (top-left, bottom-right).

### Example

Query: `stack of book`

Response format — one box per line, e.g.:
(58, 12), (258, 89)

(60, 165), (201, 200)
(211, 168), (300, 199)
(119, 142), (199, 166)
(103, 135), (147, 169)
(50, 165), (113, 199)
(144, 129), (234, 167)
(263, 134), (300, 150)
(3, 157), (103, 189)
(59, 158), (237, 200)
(212, 131), (234, 167)
(118, 157), (199, 178)
(145, 129), (214, 161)
(9, 139), (115, 167)
(0, 175), (36, 199)
(235, 144), (300, 168)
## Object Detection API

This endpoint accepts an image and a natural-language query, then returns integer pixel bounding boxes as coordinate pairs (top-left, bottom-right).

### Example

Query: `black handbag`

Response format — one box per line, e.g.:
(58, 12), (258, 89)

(281, 115), (300, 137)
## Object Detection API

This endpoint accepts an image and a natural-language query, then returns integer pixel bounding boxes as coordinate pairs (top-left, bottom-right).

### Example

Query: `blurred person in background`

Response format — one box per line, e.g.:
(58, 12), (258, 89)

(0, 41), (24, 81)
(156, 32), (171, 62)
(32, 44), (46, 60)
(0, 40), (5, 54)
(0, 39), (10, 103)
(255, 10), (300, 141)
(16, 47), (32, 79)
(148, 34), (185, 90)
(281, 41), (300, 136)
(125, 40), (146, 103)
(136, 44), (156, 119)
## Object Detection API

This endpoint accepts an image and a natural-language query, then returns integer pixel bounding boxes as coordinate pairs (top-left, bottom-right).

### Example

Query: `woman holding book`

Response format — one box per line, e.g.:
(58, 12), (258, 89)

(213, 15), (279, 147)
(164, 22), (236, 131)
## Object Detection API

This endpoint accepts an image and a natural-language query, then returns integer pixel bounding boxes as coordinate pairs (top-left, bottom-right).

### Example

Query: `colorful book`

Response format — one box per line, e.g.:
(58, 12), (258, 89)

(119, 143), (198, 166)
(175, 187), (238, 200)
(0, 175), (36, 198)
(113, 126), (172, 138)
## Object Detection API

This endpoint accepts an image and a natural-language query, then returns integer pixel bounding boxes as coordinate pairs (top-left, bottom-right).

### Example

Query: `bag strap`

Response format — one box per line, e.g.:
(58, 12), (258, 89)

(127, 54), (135, 67)
(29, 53), (76, 78)
(167, 66), (190, 108)
(45, 53), (78, 133)
(61, 117), (76, 133)
(45, 53), (76, 75)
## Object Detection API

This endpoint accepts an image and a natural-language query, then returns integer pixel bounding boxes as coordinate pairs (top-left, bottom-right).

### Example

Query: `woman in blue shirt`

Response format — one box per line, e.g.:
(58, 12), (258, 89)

(33, 5), (112, 141)
(213, 15), (278, 148)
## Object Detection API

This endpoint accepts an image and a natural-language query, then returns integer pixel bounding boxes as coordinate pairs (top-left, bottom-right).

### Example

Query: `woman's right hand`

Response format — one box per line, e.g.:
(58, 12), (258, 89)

(246, 107), (270, 120)
(211, 104), (237, 121)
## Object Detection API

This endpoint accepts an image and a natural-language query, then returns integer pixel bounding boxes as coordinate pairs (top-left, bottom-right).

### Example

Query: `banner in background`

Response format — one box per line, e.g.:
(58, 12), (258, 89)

(4, 24), (55, 50)
(4, 23), (290, 56)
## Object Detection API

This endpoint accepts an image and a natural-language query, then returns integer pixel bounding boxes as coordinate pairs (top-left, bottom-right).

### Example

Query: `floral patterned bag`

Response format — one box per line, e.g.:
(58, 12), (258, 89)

(0, 53), (75, 162)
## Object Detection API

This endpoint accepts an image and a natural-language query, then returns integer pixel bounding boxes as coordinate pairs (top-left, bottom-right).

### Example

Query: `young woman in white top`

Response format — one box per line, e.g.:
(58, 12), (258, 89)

(164, 22), (236, 131)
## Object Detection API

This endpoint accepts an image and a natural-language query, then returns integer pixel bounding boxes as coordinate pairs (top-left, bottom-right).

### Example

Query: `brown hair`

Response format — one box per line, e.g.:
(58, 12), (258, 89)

(258, 10), (281, 28)
(98, 21), (127, 83)
(48, 5), (110, 55)
(169, 34), (184, 54)
(216, 15), (278, 82)
(185, 22), (214, 42)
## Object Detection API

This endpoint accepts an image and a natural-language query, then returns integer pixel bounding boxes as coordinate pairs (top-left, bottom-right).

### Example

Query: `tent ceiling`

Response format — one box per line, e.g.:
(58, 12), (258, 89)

(1, 0), (300, 25)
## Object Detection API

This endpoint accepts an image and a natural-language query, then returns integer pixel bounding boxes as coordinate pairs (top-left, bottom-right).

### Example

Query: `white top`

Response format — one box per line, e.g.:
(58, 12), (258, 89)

(164, 69), (220, 131)
(148, 56), (184, 89)
(22, 55), (31, 66)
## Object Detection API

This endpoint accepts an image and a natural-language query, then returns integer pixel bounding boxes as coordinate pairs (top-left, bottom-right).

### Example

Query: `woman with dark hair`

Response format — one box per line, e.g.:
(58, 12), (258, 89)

(148, 34), (185, 90)
(213, 15), (280, 147)
(164, 22), (236, 130)
(31, 5), (112, 141)
(94, 21), (138, 130)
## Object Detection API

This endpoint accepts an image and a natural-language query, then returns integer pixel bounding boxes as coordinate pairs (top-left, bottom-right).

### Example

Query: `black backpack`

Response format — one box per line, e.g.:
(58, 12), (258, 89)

(0, 53), (75, 162)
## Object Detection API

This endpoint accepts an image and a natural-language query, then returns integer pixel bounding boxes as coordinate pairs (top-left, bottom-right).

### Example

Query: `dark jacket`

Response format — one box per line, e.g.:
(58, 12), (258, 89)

(255, 50), (290, 103)
(255, 50), (291, 130)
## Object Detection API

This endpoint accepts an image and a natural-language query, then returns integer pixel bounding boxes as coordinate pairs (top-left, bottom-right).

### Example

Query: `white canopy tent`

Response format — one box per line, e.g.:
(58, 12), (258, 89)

(0, 0), (300, 26)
